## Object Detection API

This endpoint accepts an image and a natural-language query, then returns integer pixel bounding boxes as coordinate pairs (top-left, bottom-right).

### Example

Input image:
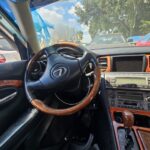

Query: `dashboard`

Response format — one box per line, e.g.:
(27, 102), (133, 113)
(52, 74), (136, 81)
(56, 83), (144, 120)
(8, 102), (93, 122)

(94, 46), (150, 150)
(93, 46), (150, 112)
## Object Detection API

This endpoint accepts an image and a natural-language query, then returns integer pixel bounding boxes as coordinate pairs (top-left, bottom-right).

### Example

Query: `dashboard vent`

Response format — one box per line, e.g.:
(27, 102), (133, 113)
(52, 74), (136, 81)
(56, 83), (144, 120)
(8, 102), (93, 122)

(98, 56), (111, 72)
(99, 57), (107, 68)
(98, 57), (108, 72)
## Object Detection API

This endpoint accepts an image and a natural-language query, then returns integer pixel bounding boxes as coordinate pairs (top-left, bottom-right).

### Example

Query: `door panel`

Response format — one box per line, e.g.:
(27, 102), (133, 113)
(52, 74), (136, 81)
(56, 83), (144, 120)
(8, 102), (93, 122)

(0, 13), (40, 149)
(0, 61), (27, 80)
(0, 87), (18, 105)
(0, 61), (28, 135)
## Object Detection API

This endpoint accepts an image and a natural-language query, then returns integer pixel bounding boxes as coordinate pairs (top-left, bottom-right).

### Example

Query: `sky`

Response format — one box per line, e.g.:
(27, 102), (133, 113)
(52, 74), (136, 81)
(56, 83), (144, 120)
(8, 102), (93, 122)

(36, 0), (91, 43)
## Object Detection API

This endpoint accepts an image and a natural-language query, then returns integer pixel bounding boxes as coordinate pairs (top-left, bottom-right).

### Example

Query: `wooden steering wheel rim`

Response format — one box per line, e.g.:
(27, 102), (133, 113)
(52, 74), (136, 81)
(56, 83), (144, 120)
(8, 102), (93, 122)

(29, 42), (101, 116)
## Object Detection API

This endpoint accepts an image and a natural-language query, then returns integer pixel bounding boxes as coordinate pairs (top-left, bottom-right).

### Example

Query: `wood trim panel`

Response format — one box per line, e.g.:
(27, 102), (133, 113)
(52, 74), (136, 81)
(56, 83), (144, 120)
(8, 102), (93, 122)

(138, 130), (150, 150)
(0, 80), (23, 88)
(57, 42), (79, 47)
(106, 56), (111, 72)
(111, 107), (150, 118)
(112, 121), (146, 150)
(110, 107), (150, 150)
(145, 54), (150, 72)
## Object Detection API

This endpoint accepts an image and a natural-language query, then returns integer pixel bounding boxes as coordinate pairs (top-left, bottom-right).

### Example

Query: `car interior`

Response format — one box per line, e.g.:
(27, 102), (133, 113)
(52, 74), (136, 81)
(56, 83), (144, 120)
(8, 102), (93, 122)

(0, 0), (150, 150)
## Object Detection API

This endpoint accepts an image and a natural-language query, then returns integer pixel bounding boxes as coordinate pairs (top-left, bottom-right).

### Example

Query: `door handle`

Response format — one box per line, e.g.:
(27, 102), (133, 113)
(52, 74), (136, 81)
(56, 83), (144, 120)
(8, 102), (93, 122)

(0, 92), (17, 104)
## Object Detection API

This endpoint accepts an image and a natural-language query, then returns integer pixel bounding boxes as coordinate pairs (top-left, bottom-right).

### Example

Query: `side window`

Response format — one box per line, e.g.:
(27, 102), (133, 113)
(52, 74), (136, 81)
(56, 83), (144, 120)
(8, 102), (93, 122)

(0, 12), (26, 64)
(0, 33), (21, 63)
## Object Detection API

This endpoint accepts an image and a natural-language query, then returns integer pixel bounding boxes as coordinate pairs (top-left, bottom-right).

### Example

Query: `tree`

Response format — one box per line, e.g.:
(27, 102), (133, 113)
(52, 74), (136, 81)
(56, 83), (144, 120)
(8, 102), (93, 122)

(75, 0), (150, 38)
(140, 20), (150, 34)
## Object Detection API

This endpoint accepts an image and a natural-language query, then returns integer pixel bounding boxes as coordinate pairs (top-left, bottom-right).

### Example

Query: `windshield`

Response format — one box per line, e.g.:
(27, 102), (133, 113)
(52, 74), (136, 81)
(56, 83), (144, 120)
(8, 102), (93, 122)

(1, 0), (150, 49)
(33, 0), (150, 49)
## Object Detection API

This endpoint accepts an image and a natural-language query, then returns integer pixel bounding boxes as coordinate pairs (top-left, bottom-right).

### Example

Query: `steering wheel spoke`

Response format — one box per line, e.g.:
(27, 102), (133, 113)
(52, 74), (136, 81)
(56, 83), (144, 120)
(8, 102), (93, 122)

(27, 80), (44, 90)
(79, 53), (88, 71)
(43, 46), (58, 56)
(85, 71), (94, 77)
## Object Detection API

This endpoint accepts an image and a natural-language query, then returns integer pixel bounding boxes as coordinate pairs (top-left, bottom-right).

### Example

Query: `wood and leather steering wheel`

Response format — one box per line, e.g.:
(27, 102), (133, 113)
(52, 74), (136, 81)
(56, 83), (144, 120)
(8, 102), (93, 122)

(25, 42), (101, 116)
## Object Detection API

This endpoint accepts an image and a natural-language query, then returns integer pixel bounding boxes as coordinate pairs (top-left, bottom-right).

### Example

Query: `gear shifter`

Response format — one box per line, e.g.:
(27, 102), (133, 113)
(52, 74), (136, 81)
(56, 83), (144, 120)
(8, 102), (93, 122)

(122, 110), (134, 129)
(122, 110), (134, 149)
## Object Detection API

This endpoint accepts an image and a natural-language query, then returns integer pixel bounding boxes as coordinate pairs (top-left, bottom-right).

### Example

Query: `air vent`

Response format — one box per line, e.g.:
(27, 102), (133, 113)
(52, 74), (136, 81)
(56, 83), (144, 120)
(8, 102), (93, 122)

(98, 56), (111, 72)
(98, 57), (108, 72)
(99, 57), (107, 68)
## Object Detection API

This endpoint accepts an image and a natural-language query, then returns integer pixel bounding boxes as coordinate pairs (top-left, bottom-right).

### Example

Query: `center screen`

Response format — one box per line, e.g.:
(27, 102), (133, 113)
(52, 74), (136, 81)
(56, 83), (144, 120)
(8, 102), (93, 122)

(112, 56), (144, 72)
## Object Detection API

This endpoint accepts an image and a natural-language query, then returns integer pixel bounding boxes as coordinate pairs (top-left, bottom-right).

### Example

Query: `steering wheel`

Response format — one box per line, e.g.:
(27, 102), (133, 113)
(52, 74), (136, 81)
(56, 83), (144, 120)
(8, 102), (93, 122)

(25, 42), (101, 116)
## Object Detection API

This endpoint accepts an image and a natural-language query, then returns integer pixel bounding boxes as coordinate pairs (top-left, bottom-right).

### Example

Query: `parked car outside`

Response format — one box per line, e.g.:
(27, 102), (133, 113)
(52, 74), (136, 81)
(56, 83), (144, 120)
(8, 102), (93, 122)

(88, 33), (130, 49)
(127, 36), (143, 43)
(0, 54), (6, 63)
(136, 33), (150, 46)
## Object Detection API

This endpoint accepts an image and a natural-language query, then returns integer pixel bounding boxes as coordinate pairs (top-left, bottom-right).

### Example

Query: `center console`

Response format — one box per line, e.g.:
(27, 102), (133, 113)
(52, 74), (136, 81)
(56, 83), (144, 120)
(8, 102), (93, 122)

(111, 108), (150, 150)
(104, 72), (150, 111)
(103, 72), (150, 149)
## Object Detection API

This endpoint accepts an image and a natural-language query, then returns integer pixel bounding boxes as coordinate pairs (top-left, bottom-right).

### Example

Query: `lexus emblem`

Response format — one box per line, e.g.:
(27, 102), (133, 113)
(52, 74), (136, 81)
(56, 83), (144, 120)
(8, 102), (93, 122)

(52, 66), (68, 78)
